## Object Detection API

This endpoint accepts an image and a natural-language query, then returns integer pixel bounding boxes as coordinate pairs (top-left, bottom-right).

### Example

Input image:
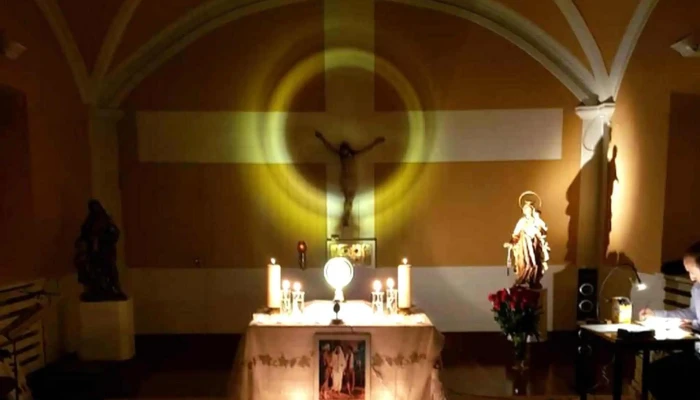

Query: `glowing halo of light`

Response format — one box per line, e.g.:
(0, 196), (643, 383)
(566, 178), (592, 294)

(323, 256), (354, 301)
(252, 47), (434, 227)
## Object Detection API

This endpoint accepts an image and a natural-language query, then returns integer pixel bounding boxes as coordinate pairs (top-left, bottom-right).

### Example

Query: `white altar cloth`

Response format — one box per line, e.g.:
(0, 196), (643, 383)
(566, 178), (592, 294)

(229, 301), (445, 400)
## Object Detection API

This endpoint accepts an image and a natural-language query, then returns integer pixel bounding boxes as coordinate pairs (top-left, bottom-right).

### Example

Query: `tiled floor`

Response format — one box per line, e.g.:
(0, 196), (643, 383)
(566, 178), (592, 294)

(29, 333), (639, 400)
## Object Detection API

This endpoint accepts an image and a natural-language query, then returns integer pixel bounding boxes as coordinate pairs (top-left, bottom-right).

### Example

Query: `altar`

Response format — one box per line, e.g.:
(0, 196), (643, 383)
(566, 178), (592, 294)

(229, 300), (444, 400)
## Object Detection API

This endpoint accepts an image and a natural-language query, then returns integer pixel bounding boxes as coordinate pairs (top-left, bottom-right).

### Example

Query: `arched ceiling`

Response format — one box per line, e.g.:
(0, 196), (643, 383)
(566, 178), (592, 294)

(576, 0), (641, 70)
(39, 0), (659, 106)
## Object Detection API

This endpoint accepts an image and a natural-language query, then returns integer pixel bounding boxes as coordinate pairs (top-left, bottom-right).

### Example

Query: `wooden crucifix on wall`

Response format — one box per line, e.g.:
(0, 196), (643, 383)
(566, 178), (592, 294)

(315, 131), (385, 228)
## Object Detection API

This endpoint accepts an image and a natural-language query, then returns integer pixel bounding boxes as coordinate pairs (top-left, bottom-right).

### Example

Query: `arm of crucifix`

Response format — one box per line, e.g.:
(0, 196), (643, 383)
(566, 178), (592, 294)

(355, 137), (386, 155)
(315, 131), (339, 153)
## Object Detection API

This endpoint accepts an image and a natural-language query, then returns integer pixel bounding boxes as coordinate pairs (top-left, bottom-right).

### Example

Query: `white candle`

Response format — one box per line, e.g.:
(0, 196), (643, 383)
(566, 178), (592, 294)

(373, 280), (382, 292)
(267, 258), (281, 309)
(398, 258), (412, 309)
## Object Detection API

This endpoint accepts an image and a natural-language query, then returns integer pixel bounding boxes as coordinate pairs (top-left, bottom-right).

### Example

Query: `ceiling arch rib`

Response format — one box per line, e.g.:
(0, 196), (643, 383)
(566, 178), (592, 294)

(99, 0), (306, 108)
(609, 0), (658, 100)
(93, 0), (142, 85)
(99, 0), (599, 108)
(386, 0), (599, 103)
(34, 0), (91, 102)
(553, 0), (610, 100)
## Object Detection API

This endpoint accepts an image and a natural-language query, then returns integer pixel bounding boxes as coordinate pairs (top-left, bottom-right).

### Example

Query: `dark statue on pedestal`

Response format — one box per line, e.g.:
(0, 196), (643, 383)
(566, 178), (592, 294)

(315, 131), (385, 227)
(74, 200), (127, 302)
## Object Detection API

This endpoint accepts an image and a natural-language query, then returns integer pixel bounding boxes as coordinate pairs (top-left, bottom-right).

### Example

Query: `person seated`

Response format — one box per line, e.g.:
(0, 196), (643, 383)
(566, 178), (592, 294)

(639, 241), (700, 400)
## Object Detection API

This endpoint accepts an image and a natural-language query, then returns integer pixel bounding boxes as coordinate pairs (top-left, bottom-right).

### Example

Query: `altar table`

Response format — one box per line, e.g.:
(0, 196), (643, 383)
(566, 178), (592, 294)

(229, 301), (445, 400)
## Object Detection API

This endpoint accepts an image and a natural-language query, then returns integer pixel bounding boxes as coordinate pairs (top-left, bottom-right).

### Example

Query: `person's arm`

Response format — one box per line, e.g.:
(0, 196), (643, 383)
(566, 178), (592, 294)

(315, 131), (339, 153)
(650, 285), (699, 325)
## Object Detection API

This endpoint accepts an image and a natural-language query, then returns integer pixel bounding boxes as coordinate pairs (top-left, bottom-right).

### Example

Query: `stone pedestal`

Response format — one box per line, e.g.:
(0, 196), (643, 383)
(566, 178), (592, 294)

(532, 288), (548, 342)
(78, 298), (135, 361)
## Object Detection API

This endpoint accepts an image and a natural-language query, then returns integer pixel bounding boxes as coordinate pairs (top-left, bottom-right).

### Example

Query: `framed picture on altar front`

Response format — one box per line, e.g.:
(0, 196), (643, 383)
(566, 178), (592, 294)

(326, 238), (376, 268)
(314, 333), (371, 400)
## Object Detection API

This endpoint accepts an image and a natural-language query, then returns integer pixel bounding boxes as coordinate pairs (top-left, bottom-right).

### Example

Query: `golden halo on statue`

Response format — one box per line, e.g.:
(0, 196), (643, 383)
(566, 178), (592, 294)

(518, 191), (542, 210)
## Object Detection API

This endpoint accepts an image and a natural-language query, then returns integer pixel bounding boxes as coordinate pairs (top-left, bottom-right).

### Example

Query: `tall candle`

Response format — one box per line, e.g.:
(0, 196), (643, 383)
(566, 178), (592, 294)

(267, 258), (281, 309)
(398, 258), (412, 309)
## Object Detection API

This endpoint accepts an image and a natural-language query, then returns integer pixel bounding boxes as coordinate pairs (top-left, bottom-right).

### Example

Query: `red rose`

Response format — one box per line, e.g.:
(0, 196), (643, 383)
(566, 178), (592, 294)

(510, 301), (517, 310)
(512, 292), (521, 303)
(500, 290), (508, 301)
(488, 294), (496, 303)
(494, 302), (501, 311)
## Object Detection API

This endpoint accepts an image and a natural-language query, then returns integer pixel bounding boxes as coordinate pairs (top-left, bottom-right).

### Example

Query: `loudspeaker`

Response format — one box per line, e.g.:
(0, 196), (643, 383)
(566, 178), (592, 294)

(577, 268), (598, 322)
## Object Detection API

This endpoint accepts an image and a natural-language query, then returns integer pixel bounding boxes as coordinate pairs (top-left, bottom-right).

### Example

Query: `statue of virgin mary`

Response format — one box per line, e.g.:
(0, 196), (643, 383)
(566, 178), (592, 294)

(503, 191), (550, 288)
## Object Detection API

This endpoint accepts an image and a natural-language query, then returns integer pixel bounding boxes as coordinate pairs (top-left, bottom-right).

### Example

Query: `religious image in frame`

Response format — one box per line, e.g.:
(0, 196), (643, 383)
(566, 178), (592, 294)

(315, 333), (371, 400)
(326, 239), (376, 268)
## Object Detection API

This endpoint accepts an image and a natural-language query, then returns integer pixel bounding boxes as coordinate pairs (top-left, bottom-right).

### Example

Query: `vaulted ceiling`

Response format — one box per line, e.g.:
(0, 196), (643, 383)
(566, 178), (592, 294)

(41, 0), (657, 106)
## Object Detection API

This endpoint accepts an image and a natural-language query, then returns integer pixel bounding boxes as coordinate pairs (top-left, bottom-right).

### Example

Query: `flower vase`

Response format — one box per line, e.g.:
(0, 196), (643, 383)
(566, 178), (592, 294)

(511, 335), (530, 371)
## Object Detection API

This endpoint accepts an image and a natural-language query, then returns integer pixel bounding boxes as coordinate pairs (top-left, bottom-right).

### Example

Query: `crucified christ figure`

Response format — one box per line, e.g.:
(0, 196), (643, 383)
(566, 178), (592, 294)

(315, 131), (385, 228)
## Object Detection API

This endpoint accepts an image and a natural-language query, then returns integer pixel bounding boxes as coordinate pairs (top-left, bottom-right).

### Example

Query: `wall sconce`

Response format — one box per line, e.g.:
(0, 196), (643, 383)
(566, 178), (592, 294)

(1, 31), (27, 60)
(297, 241), (307, 270)
(671, 34), (699, 58)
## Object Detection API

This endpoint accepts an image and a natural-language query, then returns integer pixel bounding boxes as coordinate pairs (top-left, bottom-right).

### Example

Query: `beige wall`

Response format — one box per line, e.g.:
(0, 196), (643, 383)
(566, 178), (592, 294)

(661, 93), (700, 262)
(608, 0), (700, 273)
(0, 1), (92, 281)
(1, 0), (92, 362)
(4, 0), (700, 337)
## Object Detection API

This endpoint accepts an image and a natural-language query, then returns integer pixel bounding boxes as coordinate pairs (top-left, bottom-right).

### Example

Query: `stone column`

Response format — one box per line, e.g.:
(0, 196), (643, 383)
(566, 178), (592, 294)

(575, 103), (614, 268)
(88, 107), (127, 285)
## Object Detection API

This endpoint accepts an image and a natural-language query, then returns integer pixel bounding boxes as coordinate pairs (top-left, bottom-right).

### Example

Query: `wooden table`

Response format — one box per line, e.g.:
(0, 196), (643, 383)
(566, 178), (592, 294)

(576, 323), (699, 400)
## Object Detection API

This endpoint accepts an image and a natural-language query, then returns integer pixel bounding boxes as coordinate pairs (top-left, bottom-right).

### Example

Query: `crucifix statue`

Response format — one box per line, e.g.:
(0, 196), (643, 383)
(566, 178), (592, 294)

(315, 131), (385, 228)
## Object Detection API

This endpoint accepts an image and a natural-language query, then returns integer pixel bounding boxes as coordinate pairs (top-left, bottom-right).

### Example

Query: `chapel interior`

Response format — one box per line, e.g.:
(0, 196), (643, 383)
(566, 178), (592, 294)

(2, 1), (700, 399)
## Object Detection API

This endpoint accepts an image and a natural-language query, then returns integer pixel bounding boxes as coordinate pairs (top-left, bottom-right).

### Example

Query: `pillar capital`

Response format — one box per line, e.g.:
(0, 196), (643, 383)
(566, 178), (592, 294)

(575, 102), (615, 123)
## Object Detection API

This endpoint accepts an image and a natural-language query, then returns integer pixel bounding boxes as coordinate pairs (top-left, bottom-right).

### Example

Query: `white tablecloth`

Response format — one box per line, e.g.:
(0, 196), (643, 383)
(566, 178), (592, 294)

(229, 301), (445, 400)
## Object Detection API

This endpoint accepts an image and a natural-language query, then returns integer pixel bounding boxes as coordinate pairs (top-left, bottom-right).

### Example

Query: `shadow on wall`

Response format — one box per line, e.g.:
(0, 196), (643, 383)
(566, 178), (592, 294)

(554, 125), (626, 329)
(600, 130), (640, 320)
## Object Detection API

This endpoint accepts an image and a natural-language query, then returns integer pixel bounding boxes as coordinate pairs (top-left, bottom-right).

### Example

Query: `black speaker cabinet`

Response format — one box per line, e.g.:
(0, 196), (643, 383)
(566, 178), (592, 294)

(577, 268), (598, 322)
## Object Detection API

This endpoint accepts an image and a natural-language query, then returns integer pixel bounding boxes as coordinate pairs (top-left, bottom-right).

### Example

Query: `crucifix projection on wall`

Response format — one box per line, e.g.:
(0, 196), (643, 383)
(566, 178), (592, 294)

(315, 131), (385, 229)
(127, 0), (567, 265)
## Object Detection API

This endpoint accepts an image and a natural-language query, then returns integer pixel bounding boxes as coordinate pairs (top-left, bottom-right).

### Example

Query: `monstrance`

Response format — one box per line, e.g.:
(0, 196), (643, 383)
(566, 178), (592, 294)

(323, 257), (354, 324)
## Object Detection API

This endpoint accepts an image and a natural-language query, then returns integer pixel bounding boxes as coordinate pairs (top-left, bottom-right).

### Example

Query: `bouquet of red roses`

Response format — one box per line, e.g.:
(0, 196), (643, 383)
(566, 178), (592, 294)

(487, 286), (542, 348)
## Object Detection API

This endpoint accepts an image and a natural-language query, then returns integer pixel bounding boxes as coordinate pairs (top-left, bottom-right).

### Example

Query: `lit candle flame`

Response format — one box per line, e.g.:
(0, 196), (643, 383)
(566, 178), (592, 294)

(282, 280), (290, 290)
(386, 278), (395, 289)
(293, 281), (301, 292)
(402, 258), (408, 265)
(373, 280), (382, 292)
(271, 258), (276, 265)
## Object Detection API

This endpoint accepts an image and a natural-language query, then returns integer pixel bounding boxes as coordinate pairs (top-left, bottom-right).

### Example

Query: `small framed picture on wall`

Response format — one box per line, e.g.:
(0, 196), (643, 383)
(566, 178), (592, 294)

(326, 238), (376, 268)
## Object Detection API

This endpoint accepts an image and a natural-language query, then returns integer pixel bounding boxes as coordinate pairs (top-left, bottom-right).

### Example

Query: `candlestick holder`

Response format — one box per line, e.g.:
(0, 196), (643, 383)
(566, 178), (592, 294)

(281, 289), (292, 315)
(371, 291), (385, 314)
(292, 290), (305, 314)
(386, 288), (398, 315)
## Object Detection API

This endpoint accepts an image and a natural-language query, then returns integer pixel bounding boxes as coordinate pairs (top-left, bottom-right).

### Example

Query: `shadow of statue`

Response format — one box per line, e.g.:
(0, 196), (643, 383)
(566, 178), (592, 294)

(603, 145), (618, 259)
(552, 118), (612, 329)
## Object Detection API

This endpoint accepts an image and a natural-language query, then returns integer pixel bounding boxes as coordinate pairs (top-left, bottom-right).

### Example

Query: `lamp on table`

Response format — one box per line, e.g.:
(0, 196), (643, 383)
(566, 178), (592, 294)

(597, 263), (647, 322)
